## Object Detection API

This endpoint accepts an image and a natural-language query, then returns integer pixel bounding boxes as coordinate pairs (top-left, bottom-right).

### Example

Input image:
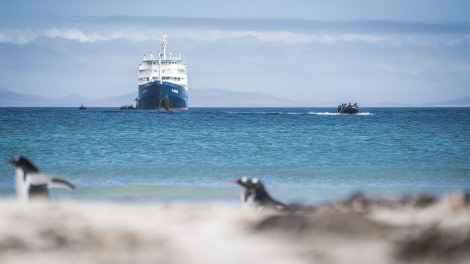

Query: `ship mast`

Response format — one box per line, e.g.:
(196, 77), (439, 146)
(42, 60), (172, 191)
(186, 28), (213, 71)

(157, 34), (167, 84)
(162, 33), (167, 60)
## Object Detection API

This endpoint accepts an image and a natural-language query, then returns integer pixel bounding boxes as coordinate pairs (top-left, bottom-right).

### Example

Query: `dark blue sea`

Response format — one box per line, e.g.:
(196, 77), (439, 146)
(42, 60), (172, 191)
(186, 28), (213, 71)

(1, 107), (469, 205)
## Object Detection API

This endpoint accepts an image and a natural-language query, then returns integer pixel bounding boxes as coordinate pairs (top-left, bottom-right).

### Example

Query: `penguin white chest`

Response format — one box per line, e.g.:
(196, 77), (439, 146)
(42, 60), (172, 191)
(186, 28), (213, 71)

(240, 189), (256, 208)
(15, 168), (30, 202)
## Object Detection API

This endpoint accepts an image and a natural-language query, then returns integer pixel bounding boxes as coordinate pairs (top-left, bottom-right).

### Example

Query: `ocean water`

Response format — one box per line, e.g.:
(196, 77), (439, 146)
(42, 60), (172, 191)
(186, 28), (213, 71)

(0, 107), (469, 205)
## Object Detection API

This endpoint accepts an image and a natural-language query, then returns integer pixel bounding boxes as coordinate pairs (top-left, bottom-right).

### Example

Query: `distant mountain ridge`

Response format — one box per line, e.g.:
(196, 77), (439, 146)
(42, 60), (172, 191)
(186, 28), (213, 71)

(189, 88), (310, 107)
(0, 87), (136, 107)
(0, 87), (309, 107)
(0, 87), (469, 107)
(428, 96), (470, 107)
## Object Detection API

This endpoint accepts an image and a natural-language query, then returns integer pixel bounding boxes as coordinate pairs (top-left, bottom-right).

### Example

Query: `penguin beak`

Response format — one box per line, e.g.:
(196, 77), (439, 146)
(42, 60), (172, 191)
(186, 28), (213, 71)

(231, 179), (240, 184)
(232, 179), (247, 187)
(232, 178), (251, 188)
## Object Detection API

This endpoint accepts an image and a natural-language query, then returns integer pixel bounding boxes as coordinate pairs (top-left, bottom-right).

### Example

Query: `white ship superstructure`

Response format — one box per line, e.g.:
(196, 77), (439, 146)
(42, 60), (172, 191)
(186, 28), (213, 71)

(138, 34), (188, 89)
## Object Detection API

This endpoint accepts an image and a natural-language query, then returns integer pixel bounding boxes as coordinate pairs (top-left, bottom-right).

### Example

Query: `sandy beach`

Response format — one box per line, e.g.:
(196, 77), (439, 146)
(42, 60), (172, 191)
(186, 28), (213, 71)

(0, 192), (469, 264)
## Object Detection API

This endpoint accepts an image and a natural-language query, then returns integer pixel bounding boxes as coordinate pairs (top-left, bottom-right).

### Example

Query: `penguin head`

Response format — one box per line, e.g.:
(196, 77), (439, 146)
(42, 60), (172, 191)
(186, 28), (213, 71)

(233, 176), (257, 204)
(232, 176), (254, 189)
(250, 177), (265, 191)
(6, 156), (39, 173)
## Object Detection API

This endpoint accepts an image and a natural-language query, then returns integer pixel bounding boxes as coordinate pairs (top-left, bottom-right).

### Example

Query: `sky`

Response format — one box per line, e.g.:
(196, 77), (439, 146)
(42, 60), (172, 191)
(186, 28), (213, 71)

(1, 0), (469, 106)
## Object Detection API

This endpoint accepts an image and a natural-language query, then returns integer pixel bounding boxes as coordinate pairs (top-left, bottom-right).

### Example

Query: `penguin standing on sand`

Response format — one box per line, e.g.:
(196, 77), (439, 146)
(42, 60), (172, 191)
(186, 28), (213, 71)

(233, 177), (288, 211)
(6, 156), (75, 202)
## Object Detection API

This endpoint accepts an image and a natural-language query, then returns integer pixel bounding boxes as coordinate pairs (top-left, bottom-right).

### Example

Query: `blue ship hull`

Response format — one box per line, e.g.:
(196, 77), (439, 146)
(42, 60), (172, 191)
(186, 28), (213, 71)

(138, 81), (188, 110)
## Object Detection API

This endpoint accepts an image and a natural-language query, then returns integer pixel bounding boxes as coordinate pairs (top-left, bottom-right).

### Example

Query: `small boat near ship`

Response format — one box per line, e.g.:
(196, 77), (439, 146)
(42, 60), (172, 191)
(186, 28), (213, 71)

(120, 98), (139, 110)
(120, 104), (137, 110)
(136, 34), (188, 110)
(338, 103), (359, 114)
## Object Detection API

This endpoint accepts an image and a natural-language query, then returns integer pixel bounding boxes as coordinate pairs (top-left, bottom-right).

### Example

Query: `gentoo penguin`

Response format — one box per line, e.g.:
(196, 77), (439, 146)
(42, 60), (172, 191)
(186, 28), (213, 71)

(250, 178), (289, 211)
(233, 177), (288, 211)
(232, 176), (256, 206)
(6, 156), (75, 202)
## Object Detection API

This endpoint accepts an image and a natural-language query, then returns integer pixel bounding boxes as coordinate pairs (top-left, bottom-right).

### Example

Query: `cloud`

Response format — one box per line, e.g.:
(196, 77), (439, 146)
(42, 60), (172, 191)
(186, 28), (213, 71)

(45, 28), (101, 42)
(0, 28), (157, 44)
(0, 29), (38, 45)
(177, 30), (469, 47)
(2, 16), (470, 45)
(1, 26), (469, 48)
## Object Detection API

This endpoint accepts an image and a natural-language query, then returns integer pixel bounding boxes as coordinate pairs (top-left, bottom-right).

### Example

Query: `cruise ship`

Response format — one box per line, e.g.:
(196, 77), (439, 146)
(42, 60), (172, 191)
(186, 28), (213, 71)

(137, 34), (188, 110)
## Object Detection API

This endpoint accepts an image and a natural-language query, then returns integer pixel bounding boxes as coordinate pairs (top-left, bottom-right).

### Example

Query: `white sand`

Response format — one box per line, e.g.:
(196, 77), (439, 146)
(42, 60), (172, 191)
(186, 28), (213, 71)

(0, 193), (469, 264)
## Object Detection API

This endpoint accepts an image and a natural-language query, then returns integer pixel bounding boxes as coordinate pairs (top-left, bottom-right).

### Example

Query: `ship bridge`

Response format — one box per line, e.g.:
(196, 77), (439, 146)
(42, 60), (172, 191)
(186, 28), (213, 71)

(138, 34), (188, 89)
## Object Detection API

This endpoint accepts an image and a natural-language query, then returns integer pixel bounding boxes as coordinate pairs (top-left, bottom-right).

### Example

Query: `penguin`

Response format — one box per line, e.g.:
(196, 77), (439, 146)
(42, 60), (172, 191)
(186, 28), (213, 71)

(250, 177), (289, 211)
(232, 176), (256, 206)
(6, 156), (75, 202)
(233, 177), (288, 211)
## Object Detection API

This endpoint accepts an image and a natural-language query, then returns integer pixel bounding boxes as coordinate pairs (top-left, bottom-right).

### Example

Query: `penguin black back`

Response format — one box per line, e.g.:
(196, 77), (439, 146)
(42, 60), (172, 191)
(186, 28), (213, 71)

(8, 156), (39, 173)
(251, 178), (289, 210)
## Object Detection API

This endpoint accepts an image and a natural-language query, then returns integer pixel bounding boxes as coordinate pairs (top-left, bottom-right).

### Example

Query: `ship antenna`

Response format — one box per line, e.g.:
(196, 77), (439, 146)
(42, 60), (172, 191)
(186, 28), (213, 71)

(162, 33), (167, 60)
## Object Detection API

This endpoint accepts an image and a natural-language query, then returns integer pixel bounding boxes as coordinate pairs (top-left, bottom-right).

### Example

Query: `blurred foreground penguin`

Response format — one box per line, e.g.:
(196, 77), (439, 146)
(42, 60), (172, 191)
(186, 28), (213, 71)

(232, 176), (256, 206)
(6, 156), (75, 202)
(233, 177), (288, 211)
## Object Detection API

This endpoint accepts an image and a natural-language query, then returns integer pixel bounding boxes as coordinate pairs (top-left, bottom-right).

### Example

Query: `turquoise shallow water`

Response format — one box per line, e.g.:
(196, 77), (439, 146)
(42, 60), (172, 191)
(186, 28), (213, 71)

(0, 107), (469, 204)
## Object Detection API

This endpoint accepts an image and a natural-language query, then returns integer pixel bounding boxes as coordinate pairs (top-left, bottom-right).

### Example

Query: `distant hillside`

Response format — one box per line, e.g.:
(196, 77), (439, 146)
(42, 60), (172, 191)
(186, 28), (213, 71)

(1, 87), (469, 107)
(189, 88), (309, 107)
(429, 96), (470, 107)
(0, 87), (308, 107)
(0, 87), (137, 107)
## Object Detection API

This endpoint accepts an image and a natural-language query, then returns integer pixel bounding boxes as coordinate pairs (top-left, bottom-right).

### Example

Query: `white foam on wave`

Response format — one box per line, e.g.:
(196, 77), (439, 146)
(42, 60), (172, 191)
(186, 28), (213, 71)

(308, 112), (374, 116)
(308, 112), (340, 116)
(226, 110), (375, 116)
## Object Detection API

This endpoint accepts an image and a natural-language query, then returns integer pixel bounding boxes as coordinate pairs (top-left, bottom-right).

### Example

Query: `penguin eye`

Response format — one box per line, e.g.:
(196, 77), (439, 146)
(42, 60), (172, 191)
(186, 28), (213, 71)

(251, 177), (259, 183)
(241, 176), (248, 182)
